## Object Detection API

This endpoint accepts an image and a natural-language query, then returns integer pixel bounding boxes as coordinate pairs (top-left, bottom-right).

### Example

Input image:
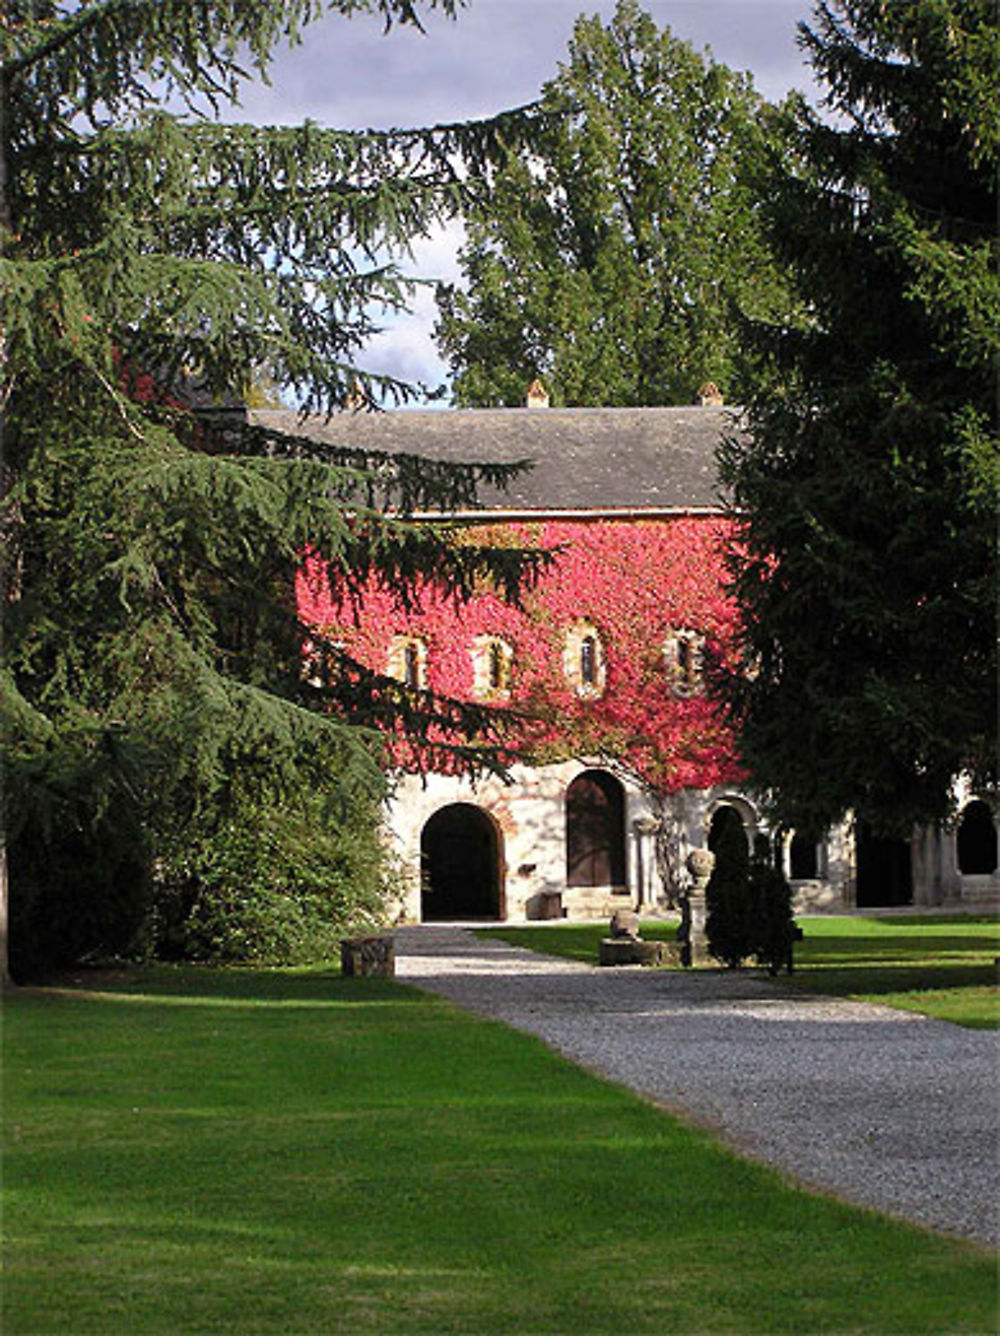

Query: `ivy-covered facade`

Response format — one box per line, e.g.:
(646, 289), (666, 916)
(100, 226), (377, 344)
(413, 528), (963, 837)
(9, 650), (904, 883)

(284, 400), (997, 922)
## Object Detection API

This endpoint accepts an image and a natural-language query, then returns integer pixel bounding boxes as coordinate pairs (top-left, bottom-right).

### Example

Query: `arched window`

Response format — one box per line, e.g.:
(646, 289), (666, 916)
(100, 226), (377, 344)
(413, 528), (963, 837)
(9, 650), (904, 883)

(563, 622), (606, 698)
(387, 635), (427, 689)
(580, 635), (597, 686)
(471, 635), (513, 699)
(663, 629), (704, 695)
(488, 641), (504, 689)
(566, 770), (626, 888)
(957, 800), (998, 875)
(403, 644), (419, 687)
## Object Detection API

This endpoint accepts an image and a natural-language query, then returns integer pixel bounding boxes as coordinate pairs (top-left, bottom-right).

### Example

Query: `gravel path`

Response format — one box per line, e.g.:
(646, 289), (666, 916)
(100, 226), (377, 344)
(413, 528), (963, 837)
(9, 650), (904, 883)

(395, 925), (999, 1248)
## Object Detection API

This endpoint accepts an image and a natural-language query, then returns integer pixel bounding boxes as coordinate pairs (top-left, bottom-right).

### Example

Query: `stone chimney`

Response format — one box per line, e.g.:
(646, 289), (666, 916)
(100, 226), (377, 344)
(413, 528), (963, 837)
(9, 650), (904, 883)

(696, 381), (724, 407)
(525, 379), (550, 409)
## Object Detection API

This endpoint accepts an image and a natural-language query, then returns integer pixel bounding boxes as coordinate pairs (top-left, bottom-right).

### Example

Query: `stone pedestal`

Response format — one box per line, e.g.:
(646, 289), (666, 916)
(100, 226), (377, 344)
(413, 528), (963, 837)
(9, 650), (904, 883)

(340, 934), (395, 978)
(682, 848), (715, 967)
(598, 937), (680, 967)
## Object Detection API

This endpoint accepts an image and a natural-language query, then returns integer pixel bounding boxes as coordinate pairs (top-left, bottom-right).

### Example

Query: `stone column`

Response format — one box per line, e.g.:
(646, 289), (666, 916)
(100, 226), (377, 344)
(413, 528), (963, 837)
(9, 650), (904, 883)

(632, 814), (661, 912)
(684, 848), (715, 967)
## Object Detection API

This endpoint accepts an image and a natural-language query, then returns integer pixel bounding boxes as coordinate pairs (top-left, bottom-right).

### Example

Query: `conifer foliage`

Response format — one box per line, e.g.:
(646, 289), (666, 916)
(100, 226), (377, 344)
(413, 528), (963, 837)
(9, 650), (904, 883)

(1, 1), (539, 977)
(720, 0), (998, 837)
(748, 834), (795, 977)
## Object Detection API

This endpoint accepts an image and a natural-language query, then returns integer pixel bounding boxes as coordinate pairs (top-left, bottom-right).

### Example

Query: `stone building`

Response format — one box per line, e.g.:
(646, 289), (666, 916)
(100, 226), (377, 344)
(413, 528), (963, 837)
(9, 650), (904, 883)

(253, 400), (999, 921)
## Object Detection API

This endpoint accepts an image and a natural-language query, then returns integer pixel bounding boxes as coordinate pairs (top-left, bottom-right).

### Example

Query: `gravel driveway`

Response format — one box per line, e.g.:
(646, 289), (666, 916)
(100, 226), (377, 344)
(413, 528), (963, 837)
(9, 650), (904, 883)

(394, 925), (999, 1248)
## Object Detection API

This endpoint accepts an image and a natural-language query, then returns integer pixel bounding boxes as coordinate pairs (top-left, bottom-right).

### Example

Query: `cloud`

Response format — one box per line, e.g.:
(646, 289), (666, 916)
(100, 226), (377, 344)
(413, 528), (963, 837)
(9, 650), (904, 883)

(225, 0), (816, 400)
(229, 0), (813, 129)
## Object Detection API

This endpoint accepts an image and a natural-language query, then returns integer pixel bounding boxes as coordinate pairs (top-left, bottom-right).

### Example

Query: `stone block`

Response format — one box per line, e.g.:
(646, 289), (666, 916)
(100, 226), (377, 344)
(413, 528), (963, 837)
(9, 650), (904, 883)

(599, 936), (681, 967)
(340, 934), (395, 978)
(634, 939), (682, 968)
(599, 936), (641, 966)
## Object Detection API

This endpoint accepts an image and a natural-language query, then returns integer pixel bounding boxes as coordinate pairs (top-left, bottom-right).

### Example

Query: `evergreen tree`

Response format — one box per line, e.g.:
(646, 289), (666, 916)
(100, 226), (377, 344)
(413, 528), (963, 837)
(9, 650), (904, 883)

(705, 806), (752, 968)
(1, 1), (541, 978)
(719, 0), (998, 837)
(435, 0), (796, 407)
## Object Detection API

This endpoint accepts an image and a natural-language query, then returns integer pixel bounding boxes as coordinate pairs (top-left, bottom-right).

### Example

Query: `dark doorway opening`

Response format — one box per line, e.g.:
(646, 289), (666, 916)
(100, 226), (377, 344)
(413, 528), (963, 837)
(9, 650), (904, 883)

(789, 831), (819, 880)
(708, 804), (749, 858)
(856, 822), (912, 907)
(420, 804), (502, 921)
(957, 800), (998, 875)
(566, 770), (626, 888)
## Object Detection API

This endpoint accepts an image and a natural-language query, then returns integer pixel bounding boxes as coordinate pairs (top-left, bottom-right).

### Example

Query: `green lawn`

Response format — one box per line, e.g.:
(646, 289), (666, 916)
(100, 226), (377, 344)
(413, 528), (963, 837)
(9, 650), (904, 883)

(477, 915), (1000, 1028)
(3, 966), (996, 1335)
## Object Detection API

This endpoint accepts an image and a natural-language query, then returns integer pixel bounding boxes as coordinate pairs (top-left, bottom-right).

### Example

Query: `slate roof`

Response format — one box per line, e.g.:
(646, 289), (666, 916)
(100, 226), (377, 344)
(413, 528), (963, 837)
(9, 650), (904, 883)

(247, 405), (738, 514)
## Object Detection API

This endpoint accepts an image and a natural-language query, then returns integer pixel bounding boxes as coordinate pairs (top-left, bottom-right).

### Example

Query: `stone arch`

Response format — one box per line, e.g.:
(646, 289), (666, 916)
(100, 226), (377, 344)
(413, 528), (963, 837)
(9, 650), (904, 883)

(704, 795), (756, 849)
(957, 800), (998, 875)
(420, 804), (504, 921)
(566, 769), (626, 889)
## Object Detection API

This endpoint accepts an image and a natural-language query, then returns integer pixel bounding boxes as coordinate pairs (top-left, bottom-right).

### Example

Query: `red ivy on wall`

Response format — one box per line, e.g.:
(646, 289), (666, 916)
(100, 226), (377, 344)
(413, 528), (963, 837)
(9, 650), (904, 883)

(297, 517), (747, 793)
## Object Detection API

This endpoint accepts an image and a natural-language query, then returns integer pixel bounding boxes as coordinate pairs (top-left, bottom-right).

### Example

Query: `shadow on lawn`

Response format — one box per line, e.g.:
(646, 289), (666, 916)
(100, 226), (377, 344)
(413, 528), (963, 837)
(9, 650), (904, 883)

(790, 962), (997, 996)
(29, 962), (424, 1007)
(797, 930), (999, 966)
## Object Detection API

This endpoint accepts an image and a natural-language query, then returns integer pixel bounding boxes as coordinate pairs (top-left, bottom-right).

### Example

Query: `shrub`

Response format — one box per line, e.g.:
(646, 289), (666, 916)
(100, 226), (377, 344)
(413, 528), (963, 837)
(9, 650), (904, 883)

(749, 834), (796, 975)
(156, 791), (387, 965)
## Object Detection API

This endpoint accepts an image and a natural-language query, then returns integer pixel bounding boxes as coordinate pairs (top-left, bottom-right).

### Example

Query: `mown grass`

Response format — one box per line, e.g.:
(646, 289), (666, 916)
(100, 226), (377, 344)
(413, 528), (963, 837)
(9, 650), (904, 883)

(477, 915), (1000, 1028)
(3, 965), (996, 1335)
(779, 915), (999, 1027)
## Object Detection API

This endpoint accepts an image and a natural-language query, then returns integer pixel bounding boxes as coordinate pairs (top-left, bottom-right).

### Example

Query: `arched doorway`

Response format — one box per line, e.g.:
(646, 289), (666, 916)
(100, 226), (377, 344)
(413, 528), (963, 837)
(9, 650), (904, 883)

(420, 804), (503, 921)
(708, 803), (749, 858)
(856, 821), (912, 907)
(566, 770), (626, 889)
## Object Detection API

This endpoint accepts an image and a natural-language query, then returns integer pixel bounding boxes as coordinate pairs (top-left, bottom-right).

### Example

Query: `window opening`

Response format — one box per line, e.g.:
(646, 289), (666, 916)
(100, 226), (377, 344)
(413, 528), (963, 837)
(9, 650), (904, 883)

(789, 831), (818, 880)
(488, 641), (505, 690)
(401, 643), (420, 688)
(664, 629), (703, 695)
(580, 635), (597, 686)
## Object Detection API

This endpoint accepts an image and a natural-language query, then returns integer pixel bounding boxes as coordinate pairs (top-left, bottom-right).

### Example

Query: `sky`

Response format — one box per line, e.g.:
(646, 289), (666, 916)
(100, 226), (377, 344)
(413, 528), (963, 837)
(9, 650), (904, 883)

(226, 0), (821, 401)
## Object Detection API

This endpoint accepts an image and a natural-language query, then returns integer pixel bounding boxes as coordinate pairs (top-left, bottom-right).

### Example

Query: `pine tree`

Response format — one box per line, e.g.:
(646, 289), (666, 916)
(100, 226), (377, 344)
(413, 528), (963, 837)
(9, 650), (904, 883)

(1, 1), (541, 978)
(435, 0), (797, 408)
(719, 0), (998, 837)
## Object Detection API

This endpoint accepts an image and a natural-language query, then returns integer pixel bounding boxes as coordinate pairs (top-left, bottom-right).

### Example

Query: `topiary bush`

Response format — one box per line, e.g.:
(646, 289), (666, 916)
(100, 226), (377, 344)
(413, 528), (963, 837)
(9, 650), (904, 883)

(749, 833), (796, 976)
(705, 805), (752, 967)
